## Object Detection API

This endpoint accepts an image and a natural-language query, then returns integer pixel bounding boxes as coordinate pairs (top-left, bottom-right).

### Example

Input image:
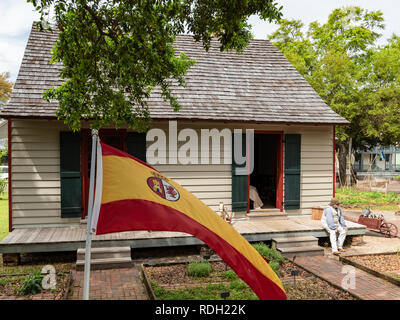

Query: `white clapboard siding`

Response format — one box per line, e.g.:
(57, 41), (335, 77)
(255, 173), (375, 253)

(301, 158), (333, 165)
(13, 195), (61, 203)
(12, 150), (60, 158)
(13, 217), (80, 226)
(12, 172), (60, 181)
(298, 128), (334, 214)
(153, 164), (230, 172)
(154, 164), (232, 212)
(11, 119), (80, 227)
(12, 188), (61, 196)
(12, 142), (59, 151)
(12, 202), (61, 210)
(174, 178), (232, 186)
(12, 166), (60, 173)
(178, 185), (231, 192)
(301, 183), (332, 190)
(149, 127), (232, 212)
(301, 189), (333, 196)
(9, 119), (335, 228)
(12, 158), (61, 166)
(13, 181), (60, 188)
(12, 135), (58, 143)
(302, 153), (331, 159)
(13, 209), (61, 218)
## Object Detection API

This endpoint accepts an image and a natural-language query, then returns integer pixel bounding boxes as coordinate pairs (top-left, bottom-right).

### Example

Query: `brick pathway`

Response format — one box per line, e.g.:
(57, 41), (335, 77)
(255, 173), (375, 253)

(68, 266), (148, 300)
(293, 256), (400, 300)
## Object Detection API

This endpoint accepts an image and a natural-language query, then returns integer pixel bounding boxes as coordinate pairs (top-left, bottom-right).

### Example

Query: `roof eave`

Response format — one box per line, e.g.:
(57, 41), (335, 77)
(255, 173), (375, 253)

(0, 113), (349, 126)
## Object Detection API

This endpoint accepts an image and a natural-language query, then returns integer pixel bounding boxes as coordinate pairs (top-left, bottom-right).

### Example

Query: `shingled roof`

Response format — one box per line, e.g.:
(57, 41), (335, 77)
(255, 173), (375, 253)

(0, 23), (349, 125)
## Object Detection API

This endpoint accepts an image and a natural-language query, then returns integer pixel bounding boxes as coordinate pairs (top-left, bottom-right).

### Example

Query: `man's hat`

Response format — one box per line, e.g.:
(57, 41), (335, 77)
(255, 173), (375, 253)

(329, 198), (341, 207)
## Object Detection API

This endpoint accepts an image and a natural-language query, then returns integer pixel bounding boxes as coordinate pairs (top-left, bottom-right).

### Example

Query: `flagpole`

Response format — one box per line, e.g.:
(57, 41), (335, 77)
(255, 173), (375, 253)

(83, 129), (98, 300)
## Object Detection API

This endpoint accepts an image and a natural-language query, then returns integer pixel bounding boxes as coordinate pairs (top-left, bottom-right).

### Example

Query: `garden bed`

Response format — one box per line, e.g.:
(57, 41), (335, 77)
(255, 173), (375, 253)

(341, 253), (400, 286)
(142, 260), (355, 300)
(0, 262), (73, 300)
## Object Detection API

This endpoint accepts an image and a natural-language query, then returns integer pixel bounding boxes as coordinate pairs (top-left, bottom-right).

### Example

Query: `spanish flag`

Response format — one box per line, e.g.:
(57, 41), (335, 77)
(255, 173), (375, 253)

(90, 141), (286, 300)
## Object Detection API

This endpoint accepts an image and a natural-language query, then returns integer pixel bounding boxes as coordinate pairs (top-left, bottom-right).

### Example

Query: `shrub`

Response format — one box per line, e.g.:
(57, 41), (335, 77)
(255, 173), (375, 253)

(222, 269), (238, 281)
(0, 278), (11, 286)
(19, 270), (44, 295)
(229, 279), (248, 291)
(187, 261), (212, 277)
(252, 242), (285, 264)
(268, 261), (280, 277)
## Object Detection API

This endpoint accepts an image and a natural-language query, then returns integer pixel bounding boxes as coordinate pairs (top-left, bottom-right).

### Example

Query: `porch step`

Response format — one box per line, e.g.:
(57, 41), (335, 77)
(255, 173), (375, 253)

(272, 236), (324, 257)
(272, 236), (318, 249)
(76, 246), (132, 270)
(247, 211), (287, 220)
(277, 246), (325, 258)
(250, 208), (281, 213)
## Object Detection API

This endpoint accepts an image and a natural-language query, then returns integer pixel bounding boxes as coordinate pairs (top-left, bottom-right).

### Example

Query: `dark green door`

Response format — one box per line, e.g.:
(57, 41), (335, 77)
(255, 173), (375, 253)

(60, 131), (81, 218)
(126, 132), (146, 161)
(284, 134), (301, 210)
(232, 133), (248, 212)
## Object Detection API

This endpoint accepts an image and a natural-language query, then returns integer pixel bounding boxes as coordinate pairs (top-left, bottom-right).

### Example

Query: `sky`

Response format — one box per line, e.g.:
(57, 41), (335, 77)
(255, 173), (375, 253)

(1, 0), (400, 81)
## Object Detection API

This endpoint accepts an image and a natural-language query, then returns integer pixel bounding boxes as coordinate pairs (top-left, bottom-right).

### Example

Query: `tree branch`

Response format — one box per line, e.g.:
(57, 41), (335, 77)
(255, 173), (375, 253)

(83, 3), (118, 44)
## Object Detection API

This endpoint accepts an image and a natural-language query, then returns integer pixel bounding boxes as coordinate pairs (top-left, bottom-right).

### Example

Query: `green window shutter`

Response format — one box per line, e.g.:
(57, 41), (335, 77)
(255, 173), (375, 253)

(284, 134), (301, 210)
(126, 132), (146, 162)
(60, 132), (81, 218)
(232, 133), (248, 212)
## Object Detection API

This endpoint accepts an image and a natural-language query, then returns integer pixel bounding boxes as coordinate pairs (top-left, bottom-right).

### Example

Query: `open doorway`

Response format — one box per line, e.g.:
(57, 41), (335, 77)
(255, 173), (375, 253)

(249, 133), (282, 211)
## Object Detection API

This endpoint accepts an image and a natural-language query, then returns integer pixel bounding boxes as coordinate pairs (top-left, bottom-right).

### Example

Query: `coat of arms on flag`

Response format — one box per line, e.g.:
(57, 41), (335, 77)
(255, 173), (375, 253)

(147, 175), (180, 201)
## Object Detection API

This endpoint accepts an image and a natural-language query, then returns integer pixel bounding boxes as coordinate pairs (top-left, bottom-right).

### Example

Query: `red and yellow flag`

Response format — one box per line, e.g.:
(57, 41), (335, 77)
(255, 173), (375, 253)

(91, 142), (286, 300)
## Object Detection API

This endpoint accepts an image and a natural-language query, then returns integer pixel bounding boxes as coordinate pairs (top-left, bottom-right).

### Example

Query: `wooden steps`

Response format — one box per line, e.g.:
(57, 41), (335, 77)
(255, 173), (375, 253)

(272, 236), (324, 258)
(247, 210), (287, 220)
(76, 246), (132, 270)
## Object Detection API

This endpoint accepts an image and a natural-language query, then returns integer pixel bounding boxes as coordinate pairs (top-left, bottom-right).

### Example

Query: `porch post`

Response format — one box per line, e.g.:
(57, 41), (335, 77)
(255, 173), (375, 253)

(83, 129), (98, 300)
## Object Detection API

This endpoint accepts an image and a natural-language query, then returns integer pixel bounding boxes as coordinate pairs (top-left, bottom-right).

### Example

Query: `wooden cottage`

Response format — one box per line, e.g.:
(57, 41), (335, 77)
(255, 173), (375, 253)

(1, 24), (349, 233)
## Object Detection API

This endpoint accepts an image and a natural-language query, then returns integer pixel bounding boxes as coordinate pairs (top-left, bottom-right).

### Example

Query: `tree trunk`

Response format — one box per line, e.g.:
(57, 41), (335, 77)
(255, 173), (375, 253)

(337, 141), (348, 187)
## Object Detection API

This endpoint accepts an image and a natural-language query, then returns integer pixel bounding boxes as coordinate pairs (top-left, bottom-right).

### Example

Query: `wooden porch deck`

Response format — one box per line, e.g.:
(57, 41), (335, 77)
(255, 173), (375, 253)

(0, 217), (366, 254)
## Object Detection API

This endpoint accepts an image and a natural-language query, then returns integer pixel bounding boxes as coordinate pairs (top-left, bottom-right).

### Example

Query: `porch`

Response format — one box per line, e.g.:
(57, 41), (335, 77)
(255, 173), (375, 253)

(0, 217), (366, 255)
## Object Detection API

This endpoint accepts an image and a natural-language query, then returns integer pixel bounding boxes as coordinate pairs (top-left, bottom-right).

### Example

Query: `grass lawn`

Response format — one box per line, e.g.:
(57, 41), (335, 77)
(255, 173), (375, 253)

(336, 187), (400, 211)
(0, 193), (8, 241)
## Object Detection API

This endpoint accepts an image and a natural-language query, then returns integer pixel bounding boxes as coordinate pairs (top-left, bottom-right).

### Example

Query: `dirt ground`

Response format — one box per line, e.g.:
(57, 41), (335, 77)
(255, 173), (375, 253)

(0, 271), (71, 300)
(0, 252), (74, 300)
(146, 260), (355, 300)
(347, 253), (400, 279)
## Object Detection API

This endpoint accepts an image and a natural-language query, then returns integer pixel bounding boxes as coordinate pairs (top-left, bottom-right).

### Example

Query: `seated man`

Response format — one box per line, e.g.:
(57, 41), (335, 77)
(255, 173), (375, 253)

(320, 198), (347, 255)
